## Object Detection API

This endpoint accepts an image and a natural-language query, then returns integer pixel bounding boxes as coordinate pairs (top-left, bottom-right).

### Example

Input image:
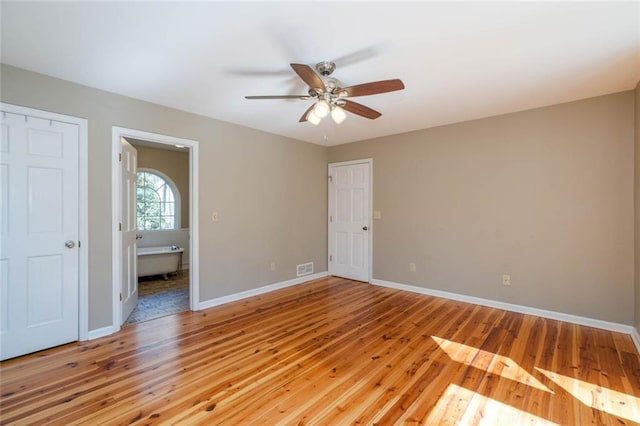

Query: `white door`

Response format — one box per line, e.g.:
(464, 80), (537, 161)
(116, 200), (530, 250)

(120, 138), (138, 324)
(328, 161), (371, 282)
(0, 111), (80, 360)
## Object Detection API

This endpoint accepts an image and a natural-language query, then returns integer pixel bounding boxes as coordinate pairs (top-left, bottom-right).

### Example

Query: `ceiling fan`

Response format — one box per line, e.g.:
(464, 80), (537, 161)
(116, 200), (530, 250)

(245, 61), (405, 125)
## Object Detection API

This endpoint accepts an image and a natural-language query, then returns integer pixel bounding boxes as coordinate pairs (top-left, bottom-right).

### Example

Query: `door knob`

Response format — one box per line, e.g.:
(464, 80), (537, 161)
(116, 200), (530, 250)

(362, 226), (368, 231)
(136, 233), (143, 240)
(65, 240), (75, 248)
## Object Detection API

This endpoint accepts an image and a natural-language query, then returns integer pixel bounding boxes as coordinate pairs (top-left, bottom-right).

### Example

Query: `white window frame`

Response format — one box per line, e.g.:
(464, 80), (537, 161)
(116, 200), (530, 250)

(136, 168), (181, 231)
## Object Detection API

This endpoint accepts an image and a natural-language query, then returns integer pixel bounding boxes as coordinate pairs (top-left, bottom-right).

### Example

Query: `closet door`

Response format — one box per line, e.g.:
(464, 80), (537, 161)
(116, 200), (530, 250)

(1, 110), (80, 360)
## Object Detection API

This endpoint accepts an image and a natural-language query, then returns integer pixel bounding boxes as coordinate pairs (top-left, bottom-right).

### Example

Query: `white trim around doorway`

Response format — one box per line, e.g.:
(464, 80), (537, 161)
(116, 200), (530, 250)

(111, 127), (199, 333)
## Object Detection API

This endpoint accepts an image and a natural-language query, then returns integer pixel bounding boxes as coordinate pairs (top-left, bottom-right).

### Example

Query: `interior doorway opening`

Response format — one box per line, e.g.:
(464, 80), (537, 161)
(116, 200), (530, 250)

(111, 127), (199, 329)
(125, 138), (191, 324)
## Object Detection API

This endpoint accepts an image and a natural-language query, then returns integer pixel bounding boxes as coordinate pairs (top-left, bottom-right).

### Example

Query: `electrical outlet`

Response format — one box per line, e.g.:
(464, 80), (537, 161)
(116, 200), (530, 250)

(211, 211), (219, 222)
(409, 263), (416, 272)
(502, 274), (511, 286)
(373, 210), (382, 220)
(270, 262), (276, 271)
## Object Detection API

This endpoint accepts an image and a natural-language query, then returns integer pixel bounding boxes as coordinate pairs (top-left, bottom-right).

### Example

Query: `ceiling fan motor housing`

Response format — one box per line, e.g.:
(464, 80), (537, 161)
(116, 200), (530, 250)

(323, 77), (340, 92)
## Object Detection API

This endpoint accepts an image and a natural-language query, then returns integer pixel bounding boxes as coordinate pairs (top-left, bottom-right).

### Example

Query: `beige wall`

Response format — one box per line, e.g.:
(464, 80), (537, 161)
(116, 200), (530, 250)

(3, 62), (636, 331)
(131, 143), (190, 228)
(0, 64), (328, 330)
(329, 92), (635, 324)
(635, 81), (640, 333)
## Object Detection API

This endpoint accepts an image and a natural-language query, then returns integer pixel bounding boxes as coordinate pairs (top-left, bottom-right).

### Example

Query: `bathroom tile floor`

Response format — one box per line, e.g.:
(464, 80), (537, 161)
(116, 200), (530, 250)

(124, 270), (189, 325)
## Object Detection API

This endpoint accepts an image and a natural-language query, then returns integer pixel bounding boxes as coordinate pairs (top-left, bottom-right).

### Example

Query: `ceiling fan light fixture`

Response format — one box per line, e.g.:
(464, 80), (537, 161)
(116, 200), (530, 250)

(331, 106), (347, 124)
(313, 100), (330, 118)
(307, 110), (321, 125)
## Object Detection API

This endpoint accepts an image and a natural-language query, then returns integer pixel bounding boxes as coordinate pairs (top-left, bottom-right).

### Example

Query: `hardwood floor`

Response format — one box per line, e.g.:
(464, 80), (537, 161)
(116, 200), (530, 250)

(1, 276), (639, 425)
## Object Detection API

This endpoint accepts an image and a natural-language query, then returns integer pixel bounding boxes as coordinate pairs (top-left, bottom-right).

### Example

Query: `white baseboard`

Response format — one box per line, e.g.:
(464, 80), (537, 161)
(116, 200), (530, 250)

(372, 279), (638, 343)
(631, 327), (640, 354)
(87, 275), (640, 356)
(86, 324), (119, 341)
(198, 271), (329, 311)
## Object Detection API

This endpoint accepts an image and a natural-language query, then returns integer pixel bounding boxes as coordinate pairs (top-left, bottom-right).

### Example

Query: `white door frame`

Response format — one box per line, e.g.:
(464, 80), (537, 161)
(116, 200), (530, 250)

(111, 127), (199, 328)
(1, 102), (89, 341)
(327, 158), (373, 282)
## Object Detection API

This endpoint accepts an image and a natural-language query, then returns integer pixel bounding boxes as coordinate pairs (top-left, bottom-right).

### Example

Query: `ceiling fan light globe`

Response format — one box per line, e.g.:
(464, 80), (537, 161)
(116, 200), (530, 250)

(313, 100), (330, 118)
(307, 111), (321, 125)
(331, 106), (347, 124)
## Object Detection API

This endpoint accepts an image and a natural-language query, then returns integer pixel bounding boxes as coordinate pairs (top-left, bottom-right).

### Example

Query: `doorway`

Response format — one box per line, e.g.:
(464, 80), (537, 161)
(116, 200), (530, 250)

(328, 159), (372, 282)
(111, 127), (199, 329)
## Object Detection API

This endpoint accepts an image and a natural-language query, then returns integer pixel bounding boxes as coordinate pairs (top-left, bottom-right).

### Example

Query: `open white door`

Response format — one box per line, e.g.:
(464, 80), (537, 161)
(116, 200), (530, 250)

(120, 138), (138, 324)
(328, 160), (371, 282)
(1, 111), (80, 360)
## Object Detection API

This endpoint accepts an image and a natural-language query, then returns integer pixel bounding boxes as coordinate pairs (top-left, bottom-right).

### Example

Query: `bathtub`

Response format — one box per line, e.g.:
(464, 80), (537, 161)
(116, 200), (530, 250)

(138, 245), (184, 280)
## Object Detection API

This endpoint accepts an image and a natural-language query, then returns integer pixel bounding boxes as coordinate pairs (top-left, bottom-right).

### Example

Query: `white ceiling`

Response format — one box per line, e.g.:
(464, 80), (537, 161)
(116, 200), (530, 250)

(2, 2), (639, 146)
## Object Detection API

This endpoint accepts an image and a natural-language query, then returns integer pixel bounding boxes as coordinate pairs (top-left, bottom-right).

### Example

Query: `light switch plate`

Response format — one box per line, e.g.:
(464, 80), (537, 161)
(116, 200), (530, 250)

(373, 210), (382, 220)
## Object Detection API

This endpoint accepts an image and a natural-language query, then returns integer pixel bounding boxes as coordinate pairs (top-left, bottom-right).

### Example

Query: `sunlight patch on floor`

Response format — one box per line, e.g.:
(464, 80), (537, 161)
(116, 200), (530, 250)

(536, 368), (640, 423)
(432, 336), (552, 392)
(425, 383), (559, 425)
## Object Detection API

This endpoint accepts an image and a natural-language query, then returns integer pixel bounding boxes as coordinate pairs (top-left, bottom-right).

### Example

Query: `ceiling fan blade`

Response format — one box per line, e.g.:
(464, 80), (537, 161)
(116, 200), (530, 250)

(332, 47), (379, 68)
(338, 79), (405, 97)
(245, 95), (311, 100)
(342, 100), (382, 119)
(290, 63), (326, 92)
(299, 104), (315, 122)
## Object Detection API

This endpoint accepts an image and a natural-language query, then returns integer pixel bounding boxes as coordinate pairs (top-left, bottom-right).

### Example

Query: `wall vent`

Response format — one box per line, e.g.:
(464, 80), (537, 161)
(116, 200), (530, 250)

(296, 262), (314, 277)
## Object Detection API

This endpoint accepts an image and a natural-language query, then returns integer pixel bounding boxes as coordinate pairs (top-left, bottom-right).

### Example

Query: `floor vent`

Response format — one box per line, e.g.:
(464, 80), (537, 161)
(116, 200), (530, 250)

(296, 262), (314, 277)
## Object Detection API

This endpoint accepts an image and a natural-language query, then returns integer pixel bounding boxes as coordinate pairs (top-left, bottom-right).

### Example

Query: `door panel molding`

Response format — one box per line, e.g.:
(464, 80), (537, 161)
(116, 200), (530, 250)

(111, 127), (199, 330)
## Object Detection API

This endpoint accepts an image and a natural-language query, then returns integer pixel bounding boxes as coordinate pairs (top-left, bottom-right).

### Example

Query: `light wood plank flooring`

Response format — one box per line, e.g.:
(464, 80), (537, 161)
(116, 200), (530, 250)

(1, 277), (639, 425)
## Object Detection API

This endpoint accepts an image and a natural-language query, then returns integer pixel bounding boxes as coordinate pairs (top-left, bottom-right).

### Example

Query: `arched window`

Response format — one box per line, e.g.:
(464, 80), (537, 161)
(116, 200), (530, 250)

(137, 169), (180, 230)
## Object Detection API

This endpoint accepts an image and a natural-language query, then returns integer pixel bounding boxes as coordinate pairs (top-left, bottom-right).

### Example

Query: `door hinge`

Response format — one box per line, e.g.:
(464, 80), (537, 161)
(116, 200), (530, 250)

(78, 241), (81, 248)
(119, 292), (122, 301)
(118, 153), (122, 162)
(329, 215), (332, 223)
(329, 255), (333, 261)
(119, 222), (122, 231)
(328, 175), (333, 183)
